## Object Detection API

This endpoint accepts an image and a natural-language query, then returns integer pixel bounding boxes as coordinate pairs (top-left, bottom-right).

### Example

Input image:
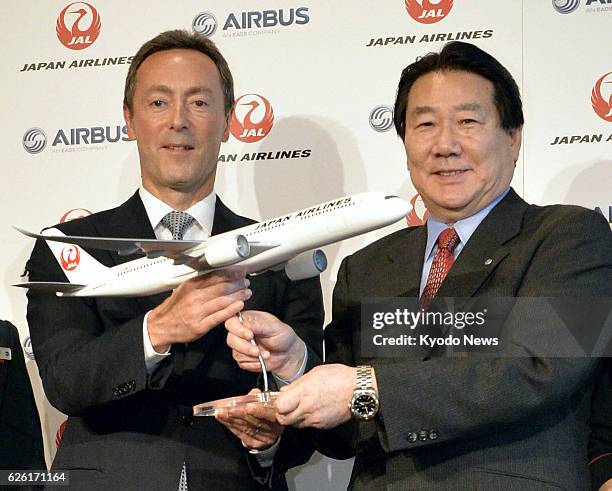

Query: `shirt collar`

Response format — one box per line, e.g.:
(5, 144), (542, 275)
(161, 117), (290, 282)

(424, 187), (510, 261)
(138, 187), (216, 236)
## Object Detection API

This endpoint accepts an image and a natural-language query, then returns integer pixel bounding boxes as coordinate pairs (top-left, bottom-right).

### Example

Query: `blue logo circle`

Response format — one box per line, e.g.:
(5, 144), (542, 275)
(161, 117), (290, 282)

(369, 105), (394, 132)
(23, 128), (47, 154)
(192, 12), (218, 37)
(552, 0), (580, 14)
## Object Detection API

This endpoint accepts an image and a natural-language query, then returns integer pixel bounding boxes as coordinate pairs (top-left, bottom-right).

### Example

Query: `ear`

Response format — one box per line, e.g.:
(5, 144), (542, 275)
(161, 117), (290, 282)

(222, 110), (232, 143)
(123, 104), (137, 141)
(509, 126), (523, 163)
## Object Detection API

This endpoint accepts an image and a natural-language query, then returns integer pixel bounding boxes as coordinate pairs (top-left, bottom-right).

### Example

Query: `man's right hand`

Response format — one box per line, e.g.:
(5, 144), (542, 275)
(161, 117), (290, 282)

(147, 271), (251, 352)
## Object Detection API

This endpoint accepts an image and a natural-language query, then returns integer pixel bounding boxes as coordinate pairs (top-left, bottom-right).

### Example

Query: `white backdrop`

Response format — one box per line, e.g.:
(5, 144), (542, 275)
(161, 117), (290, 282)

(2, 1), (611, 489)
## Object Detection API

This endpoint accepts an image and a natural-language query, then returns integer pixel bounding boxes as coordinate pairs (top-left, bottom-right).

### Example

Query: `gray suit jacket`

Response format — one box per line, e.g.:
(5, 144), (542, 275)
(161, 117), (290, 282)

(320, 189), (612, 490)
(25, 192), (324, 490)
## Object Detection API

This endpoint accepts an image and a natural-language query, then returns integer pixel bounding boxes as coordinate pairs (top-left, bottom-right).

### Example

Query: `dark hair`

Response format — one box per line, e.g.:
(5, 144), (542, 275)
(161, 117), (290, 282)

(124, 29), (235, 116)
(393, 41), (524, 139)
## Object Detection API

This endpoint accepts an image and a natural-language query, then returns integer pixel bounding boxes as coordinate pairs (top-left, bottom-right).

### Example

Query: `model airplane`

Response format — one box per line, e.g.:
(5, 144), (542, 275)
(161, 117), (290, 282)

(14, 192), (411, 297)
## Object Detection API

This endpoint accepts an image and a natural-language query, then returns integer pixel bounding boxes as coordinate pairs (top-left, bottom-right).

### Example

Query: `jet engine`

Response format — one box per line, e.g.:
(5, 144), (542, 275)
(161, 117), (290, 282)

(201, 234), (250, 267)
(284, 249), (327, 281)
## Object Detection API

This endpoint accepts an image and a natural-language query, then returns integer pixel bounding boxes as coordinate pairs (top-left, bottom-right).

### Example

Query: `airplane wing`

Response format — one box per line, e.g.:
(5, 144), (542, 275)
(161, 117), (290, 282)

(15, 227), (281, 268)
(13, 281), (86, 293)
(15, 227), (203, 257)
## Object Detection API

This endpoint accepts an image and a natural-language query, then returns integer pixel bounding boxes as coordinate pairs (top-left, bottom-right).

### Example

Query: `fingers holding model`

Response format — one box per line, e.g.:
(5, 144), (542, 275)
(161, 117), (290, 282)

(225, 310), (306, 381)
(148, 271), (251, 353)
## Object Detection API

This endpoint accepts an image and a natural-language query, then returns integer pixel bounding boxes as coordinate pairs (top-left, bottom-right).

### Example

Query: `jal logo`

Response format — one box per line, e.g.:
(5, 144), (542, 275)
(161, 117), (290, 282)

(591, 72), (612, 122)
(56, 2), (101, 50)
(407, 194), (429, 227)
(60, 208), (92, 223)
(60, 245), (80, 271)
(56, 420), (68, 448)
(230, 94), (274, 143)
(405, 0), (453, 24)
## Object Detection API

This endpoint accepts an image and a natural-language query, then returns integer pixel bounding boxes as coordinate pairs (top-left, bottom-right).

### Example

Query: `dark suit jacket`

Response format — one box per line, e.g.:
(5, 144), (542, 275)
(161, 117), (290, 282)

(319, 189), (612, 490)
(590, 360), (612, 490)
(0, 320), (45, 472)
(25, 192), (324, 490)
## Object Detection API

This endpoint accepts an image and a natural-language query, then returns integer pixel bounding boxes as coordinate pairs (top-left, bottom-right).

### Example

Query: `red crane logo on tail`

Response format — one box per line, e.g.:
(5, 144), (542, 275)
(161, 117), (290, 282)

(405, 0), (453, 24)
(230, 94), (275, 143)
(407, 194), (429, 227)
(591, 72), (612, 123)
(56, 2), (101, 50)
(60, 246), (80, 271)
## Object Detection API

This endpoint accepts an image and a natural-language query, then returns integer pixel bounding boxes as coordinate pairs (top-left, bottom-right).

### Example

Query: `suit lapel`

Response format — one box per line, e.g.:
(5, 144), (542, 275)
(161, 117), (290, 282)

(384, 225), (427, 299)
(435, 189), (528, 309)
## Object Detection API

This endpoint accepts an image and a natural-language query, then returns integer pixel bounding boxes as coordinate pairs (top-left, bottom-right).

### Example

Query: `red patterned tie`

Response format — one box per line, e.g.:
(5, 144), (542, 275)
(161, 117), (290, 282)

(421, 227), (460, 310)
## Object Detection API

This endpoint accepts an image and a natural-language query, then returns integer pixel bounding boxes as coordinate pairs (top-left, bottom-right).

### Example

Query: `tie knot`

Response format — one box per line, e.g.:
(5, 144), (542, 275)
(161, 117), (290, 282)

(438, 227), (459, 252)
(161, 211), (195, 240)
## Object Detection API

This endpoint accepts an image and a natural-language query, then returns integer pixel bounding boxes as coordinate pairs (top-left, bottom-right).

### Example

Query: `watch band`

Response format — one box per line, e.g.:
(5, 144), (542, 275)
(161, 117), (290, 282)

(356, 365), (373, 390)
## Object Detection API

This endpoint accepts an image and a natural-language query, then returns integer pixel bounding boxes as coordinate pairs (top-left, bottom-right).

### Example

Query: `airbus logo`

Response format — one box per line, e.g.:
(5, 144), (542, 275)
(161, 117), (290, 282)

(552, 0), (580, 13)
(192, 12), (218, 37)
(23, 336), (35, 361)
(591, 72), (612, 122)
(23, 128), (47, 154)
(230, 94), (274, 143)
(369, 105), (394, 132)
(56, 2), (101, 50)
(405, 0), (454, 24)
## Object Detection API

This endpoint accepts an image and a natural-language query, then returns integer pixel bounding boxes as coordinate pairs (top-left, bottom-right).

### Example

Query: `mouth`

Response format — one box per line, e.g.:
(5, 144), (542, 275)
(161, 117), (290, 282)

(162, 144), (194, 152)
(433, 170), (468, 177)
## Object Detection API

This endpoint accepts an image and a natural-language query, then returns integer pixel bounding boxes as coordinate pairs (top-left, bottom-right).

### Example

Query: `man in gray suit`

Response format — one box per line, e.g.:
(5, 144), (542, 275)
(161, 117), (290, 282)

(225, 42), (612, 489)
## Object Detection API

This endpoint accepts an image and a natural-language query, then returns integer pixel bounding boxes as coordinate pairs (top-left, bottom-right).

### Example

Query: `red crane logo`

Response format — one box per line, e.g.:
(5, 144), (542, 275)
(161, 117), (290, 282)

(56, 2), (101, 50)
(591, 72), (612, 123)
(230, 94), (275, 143)
(60, 246), (80, 271)
(406, 194), (429, 227)
(405, 0), (453, 24)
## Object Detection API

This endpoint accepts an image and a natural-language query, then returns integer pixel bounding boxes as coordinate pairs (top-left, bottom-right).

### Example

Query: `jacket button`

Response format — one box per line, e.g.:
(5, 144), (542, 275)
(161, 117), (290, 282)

(407, 432), (417, 443)
(429, 430), (438, 440)
(418, 430), (428, 441)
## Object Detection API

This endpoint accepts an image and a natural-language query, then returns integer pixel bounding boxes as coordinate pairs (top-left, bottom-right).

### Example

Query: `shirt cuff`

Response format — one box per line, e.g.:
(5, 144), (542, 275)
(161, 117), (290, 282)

(249, 437), (280, 467)
(273, 342), (308, 386)
(143, 311), (171, 374)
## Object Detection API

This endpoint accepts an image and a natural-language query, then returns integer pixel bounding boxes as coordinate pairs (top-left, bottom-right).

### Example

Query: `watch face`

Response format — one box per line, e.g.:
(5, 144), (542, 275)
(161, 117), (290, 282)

(354, 394), (377, 417)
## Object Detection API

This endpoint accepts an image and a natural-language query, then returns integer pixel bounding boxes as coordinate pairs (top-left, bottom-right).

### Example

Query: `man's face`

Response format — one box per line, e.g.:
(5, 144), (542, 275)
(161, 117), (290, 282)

(403, 70), (522, 223)
(124, 49), (229, 204)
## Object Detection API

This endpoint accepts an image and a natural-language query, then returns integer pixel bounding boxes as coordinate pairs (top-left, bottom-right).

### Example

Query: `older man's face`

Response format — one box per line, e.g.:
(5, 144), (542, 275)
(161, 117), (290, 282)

(403, 70), (522, 223)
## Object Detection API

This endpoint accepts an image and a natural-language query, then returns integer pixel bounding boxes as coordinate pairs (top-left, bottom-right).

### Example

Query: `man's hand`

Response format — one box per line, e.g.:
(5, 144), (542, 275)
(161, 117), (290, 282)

(147, 271), (251, 352)
(215, 389), (284, 451)
(225, 311), (305, 380)
(275, 364), (357, 429)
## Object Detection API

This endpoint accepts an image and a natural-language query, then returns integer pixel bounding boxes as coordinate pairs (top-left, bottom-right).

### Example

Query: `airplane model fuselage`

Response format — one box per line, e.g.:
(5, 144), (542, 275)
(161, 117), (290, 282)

(15, 192), (411, 297)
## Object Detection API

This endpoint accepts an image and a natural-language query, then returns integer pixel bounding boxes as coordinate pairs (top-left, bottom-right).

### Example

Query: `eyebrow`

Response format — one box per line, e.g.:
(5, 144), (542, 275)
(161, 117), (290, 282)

(145, 85), (214, 97)
(410, 102), (484, 116)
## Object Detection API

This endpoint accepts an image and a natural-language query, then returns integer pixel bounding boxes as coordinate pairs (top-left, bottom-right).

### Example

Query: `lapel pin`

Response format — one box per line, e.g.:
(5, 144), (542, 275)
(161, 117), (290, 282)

(484, 258), (493, 266)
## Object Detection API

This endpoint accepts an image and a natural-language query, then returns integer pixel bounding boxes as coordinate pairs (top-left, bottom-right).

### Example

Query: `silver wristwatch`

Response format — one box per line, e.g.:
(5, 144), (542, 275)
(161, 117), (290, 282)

(348, 365), (380, 420)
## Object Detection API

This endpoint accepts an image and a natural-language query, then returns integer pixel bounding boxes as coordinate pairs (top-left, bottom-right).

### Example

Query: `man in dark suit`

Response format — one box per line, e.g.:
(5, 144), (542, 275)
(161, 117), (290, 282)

(25, 30), (323, 490)
(226, 42), (612, 489)
(0, 320), (45, 473)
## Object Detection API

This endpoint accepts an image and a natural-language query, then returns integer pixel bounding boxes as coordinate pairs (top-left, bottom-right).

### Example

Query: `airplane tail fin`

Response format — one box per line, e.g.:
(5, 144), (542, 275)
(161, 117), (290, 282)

(42, 227), (109, 283)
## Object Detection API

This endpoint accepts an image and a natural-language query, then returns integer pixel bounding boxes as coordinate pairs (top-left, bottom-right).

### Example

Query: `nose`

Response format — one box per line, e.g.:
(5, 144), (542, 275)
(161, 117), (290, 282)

(433, 122), (460, 158)
(169, 103), (189, 131)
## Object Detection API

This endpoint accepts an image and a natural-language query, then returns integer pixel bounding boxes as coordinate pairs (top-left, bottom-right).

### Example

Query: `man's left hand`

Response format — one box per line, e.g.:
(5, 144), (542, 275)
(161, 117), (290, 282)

(215, 389), (284, 451)
(225, 311), (305, 380)
(275, 364), (356, 429)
